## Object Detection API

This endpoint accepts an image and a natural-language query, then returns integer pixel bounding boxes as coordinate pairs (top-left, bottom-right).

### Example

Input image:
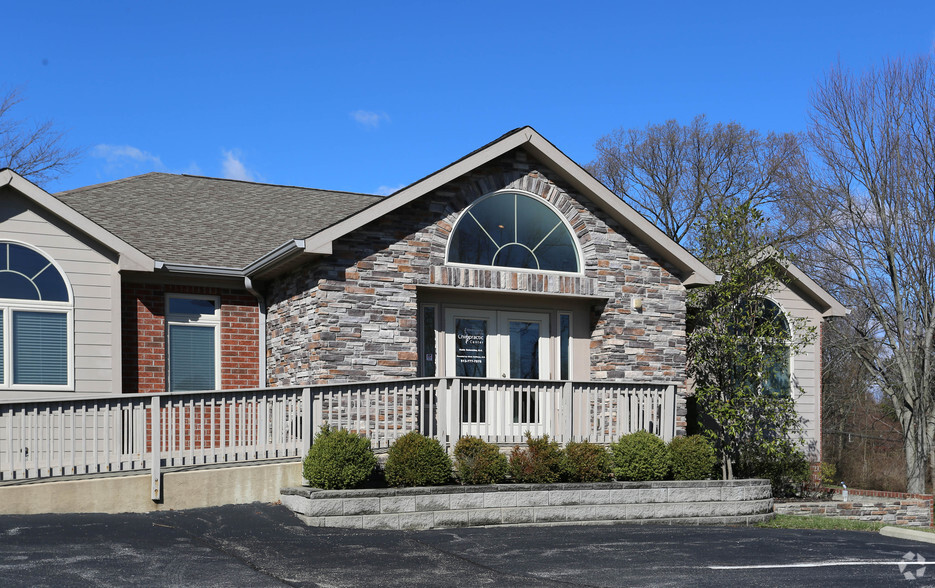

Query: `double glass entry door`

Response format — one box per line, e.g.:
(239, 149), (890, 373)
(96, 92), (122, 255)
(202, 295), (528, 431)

(444, 309), (550, 380)
(444, 309), (551, 433)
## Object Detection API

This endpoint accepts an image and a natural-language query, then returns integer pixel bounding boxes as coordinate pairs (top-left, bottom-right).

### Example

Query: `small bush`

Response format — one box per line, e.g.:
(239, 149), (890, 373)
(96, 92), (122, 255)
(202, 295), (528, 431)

(740, 448), (810, 498)
(563, 441), (611, 483)
(611, 431), (670, 481)
(302, 425), (376, 490)
(454, 436), (508, 485)
(510, 433), (564, 484)
(385, 431), (452, 487)
(668, 435), (716, 480)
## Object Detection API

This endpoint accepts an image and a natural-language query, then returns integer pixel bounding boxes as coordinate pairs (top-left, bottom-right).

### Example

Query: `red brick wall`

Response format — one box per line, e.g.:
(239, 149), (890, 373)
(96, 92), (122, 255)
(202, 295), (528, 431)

(122, 283), (260, 393)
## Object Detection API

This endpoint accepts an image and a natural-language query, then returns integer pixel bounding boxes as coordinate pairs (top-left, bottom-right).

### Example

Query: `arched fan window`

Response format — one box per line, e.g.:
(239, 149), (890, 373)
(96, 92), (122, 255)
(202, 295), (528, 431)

(757, 298), (791, 397)
(447, 192), (580, 273)
(0, 242), (73, 388)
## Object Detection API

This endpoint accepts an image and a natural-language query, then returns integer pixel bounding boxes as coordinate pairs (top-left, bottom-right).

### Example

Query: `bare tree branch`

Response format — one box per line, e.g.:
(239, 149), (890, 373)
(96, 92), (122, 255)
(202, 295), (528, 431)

(806, 56), (935, 494)
(587, 115), (812, 251)
(0, 87), (81, 185)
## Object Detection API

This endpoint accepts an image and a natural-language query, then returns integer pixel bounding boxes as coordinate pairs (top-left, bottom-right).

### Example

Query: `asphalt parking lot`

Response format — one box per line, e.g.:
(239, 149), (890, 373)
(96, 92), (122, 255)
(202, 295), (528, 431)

(0, 503), (932, 587)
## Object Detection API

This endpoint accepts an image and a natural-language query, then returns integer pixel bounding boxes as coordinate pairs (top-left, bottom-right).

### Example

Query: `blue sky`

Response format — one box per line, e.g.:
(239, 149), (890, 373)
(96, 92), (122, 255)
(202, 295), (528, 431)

(7, 1), (935, 195)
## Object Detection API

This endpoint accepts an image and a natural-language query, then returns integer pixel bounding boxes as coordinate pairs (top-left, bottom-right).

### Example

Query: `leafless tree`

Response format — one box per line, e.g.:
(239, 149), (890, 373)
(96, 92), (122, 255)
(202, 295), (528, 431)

(806, 56), (935, 494)
(587, 115), (810, 251)
(0, 87), (81, 185)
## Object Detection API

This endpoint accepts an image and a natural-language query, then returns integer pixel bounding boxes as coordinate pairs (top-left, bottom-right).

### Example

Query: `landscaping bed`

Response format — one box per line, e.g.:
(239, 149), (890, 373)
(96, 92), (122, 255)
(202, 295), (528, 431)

(280, 479), (774, 530)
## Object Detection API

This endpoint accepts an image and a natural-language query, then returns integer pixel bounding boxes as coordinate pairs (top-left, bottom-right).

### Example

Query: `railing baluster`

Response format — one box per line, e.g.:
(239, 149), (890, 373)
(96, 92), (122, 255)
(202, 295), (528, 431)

(0, 380), (675, 483)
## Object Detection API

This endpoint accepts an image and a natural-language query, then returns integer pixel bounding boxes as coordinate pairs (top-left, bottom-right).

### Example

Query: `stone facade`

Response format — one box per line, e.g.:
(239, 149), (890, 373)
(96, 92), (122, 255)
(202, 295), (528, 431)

(775, 493), (933, 527)
(122, 283), (260, 393)
(265, 147), (688, 430)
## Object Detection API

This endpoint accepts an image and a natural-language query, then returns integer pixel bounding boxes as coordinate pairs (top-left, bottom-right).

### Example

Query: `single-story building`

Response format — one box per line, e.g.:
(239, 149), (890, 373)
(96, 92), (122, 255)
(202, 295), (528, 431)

(0, 127), (844, 457)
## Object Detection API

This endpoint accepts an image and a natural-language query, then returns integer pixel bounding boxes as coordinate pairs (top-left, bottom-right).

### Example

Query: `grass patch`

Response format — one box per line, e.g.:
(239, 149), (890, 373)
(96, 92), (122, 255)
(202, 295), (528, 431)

(759, 514), (886, 532)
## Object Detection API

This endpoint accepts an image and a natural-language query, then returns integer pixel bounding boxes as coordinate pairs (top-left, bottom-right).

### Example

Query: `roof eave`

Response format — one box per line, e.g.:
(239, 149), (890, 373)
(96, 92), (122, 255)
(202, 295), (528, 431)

(153, 261), (244, 278)
(303, 129), (531, 256)
(243, 239), (309, 278)
(1, 169), (155, 272)
(780, 260), (849, 318)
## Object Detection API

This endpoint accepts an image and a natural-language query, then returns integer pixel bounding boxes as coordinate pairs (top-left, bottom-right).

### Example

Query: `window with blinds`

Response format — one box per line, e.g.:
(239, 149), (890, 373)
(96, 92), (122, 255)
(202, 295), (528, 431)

(0, 242), (72, 389)
(166, 295), (220, 392)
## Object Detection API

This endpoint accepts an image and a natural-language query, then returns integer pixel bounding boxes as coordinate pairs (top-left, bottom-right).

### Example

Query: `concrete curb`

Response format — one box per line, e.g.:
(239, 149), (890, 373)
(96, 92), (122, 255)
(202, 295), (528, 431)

(880, 526), (935, 544)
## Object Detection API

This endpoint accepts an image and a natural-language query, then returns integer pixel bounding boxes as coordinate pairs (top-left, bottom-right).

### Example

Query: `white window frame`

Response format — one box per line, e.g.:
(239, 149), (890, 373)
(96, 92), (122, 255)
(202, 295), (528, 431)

(758, 295), (795, 398)
(0, 241), (74, 391)
(444, 189), (584, 277)
(165, 293), (221, 392)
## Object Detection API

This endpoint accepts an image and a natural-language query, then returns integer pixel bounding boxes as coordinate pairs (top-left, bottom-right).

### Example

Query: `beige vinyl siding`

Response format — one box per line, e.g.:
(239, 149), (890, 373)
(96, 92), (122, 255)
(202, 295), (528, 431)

(770, 281), (823, 459)
(0, 188), (121, 398)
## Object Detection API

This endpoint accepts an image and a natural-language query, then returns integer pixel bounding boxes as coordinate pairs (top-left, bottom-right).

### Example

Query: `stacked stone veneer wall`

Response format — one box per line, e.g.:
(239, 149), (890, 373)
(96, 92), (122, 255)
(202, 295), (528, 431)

(280, 479), (773, 530)
(266, 148), (689, 433)
(122, 283), (260, 393)
(775, 489), (933, 527)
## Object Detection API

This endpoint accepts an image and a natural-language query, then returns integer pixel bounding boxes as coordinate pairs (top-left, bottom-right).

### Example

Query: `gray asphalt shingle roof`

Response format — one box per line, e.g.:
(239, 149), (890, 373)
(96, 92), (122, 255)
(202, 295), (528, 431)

(54, 173), (383, 268)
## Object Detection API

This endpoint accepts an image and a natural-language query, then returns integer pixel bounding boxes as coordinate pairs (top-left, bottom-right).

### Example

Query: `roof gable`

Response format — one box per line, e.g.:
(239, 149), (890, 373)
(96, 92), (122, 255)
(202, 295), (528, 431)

(301, 127), (717, 286)
(0, 169), (153, 271)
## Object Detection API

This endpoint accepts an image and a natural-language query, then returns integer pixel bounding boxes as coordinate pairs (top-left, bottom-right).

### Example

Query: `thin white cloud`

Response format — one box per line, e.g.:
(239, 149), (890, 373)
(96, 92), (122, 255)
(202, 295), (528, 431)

(376, 184), (404, 196)
(220, 149), (257, 182)
(91, 144), (164, 172)
(350, 110), (389, 129)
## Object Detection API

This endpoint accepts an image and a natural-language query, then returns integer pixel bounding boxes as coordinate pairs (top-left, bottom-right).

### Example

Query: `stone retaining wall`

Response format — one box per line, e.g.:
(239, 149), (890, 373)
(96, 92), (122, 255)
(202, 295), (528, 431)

(280, 479), (773, 530)
(775, 495), (933, 527)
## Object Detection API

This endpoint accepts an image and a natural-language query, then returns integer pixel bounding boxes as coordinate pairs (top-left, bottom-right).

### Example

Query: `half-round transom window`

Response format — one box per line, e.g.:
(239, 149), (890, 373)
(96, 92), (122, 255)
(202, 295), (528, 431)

(0, 242), (70, 302)
(447, 192), (580, 272)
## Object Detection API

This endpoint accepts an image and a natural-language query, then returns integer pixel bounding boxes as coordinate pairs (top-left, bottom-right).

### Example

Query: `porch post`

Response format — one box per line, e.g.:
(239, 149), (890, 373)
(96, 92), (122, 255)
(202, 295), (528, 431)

(662, 384), (676, 442)
(448, 378), (461, 450)
(560, 381), (573, 443)
(150, 396), (161, 501)
(435, 378), (448, 450)
(312, 389), (322, 437)
(301, 388), (311, 455)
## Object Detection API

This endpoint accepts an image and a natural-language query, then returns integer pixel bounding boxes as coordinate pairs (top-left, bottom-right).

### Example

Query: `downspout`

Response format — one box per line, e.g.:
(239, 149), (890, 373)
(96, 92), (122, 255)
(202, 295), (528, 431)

(244, 276), (267, 388)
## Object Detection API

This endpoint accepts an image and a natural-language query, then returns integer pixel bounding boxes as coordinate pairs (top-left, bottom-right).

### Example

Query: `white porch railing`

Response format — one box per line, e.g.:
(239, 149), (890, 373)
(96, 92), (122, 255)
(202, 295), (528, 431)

(436, 379), (675, 447)
(0, 378), (676, 493)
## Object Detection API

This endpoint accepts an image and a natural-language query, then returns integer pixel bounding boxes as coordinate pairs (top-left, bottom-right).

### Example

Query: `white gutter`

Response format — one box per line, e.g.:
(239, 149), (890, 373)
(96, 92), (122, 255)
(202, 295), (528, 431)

(242, 239), (307, 277)
(153, 261), (243, 277)
(244, 276), (268, 388)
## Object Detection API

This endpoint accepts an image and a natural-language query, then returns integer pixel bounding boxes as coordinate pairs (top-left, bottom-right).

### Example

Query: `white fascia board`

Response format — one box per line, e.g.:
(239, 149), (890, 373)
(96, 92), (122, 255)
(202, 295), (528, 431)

(751, 247), (848, 318)
(1, 170), (155, 272)
(302, 127), (716, 286)
(781, 260), (849, 317)
(302, 129), (532, 255)
(521, 133), (718, 286)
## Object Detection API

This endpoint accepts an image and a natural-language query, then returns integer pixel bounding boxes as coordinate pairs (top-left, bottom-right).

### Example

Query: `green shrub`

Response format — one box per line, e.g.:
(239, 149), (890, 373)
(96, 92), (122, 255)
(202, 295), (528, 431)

(563, 441), (611, 483)
(302, 425), (376, 490)
(510, 433), (564, 484)
(385, 431), (452, 487)
(453, 436), (508, 485)
(668, 435), (716, 480)
(739, 447), (810, 498)
(818, 462), (836, 486)
(611, 431), (670, 481)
